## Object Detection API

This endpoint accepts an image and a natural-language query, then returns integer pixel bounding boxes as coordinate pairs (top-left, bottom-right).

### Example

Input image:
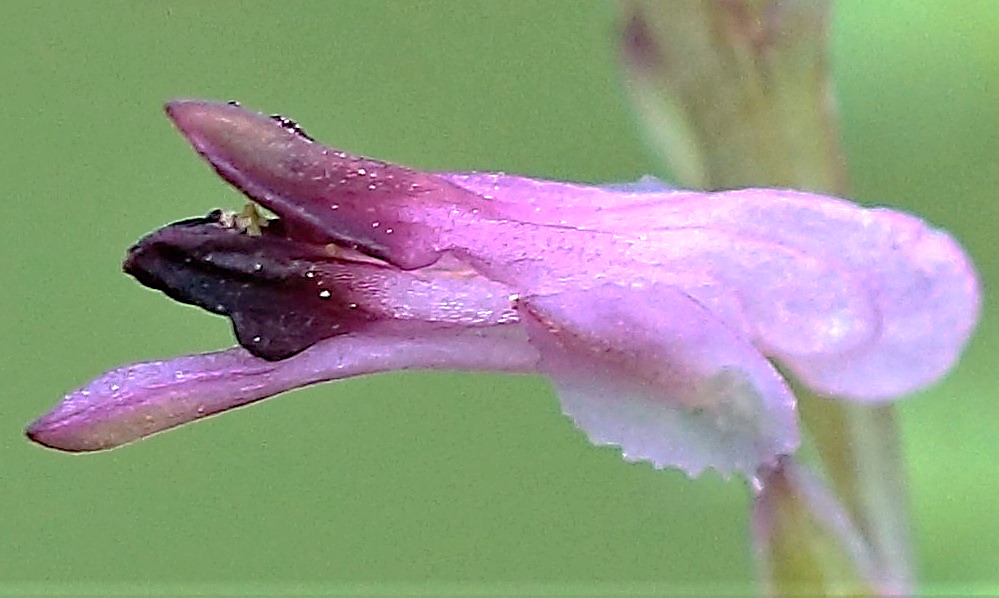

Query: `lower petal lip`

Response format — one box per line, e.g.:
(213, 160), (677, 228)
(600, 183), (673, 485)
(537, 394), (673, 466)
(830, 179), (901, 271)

(26, 325), (540, 453)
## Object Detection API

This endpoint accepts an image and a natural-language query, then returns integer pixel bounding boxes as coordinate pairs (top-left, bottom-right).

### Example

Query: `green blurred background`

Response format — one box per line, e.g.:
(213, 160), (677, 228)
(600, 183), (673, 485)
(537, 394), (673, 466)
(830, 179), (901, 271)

(2, 1), (995, 594)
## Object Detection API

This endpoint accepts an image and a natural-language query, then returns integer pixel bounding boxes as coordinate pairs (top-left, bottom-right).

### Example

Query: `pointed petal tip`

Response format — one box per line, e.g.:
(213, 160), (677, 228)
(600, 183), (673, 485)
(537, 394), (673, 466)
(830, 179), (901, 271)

(163, 99), (279, 156)
(164, 98), (228, 135)
(163, 97), (199, 116)
(24, 418), (55, 449)
(24, 412), (100, 453)
(164, 98), (238, 122)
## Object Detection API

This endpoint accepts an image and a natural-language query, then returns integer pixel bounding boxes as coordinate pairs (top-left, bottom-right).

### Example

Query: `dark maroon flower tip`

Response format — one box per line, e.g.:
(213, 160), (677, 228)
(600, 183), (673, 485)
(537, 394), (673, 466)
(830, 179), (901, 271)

(124, 211), (382, 360)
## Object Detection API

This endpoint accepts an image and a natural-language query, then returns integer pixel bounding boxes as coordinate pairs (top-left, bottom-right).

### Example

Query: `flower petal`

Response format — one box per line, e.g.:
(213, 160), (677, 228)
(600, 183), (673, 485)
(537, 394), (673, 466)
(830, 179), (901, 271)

(519, 282), (798, 478)
(166, 100), (497, 270)
(443, 176), (980, 401)
(27, 324), (538, 452)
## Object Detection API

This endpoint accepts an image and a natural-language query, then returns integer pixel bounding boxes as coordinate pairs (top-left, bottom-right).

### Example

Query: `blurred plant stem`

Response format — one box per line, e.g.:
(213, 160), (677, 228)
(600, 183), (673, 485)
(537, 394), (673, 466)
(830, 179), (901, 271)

(617, 1), (911, 595)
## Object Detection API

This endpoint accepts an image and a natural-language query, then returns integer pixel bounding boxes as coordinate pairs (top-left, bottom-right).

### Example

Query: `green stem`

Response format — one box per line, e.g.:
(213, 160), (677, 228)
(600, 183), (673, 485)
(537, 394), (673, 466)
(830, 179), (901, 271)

(798, 397), (913, 587)
(617, 1), (913, 594)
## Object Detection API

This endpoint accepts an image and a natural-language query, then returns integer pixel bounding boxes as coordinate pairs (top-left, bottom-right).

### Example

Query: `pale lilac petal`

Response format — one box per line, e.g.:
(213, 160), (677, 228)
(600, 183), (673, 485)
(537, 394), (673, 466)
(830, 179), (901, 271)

(27, 324), (538, 452)
(443, 176), (979, 401)
(668, 189), (980, 399)
(440, 173), (677, 218)
(519, 283), (798, 478)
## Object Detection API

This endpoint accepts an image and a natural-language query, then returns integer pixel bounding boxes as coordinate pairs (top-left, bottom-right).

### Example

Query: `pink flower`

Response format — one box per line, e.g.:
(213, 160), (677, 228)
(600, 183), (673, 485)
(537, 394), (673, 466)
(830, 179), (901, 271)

(26, 101), (980, 478)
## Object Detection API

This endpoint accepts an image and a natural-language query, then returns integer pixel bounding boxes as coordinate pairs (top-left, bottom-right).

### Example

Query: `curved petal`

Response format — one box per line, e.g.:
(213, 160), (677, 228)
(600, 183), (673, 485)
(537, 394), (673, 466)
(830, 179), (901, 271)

(444, 177), (979, 401)
(26, 324), (538, 452)
(166, 100), (498, 269)
(519, 282), (798, 478)
(668, 189), (981, 399)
